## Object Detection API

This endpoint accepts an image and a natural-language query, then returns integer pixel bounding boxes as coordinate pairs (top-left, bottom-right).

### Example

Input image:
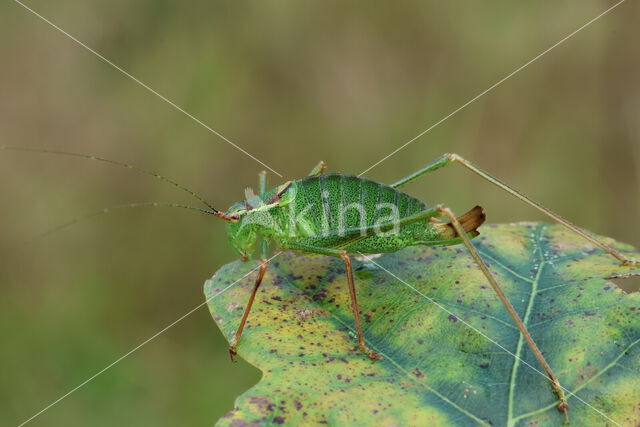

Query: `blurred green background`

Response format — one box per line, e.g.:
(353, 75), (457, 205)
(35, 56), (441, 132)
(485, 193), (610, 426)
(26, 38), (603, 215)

(1, 1), (639, 425)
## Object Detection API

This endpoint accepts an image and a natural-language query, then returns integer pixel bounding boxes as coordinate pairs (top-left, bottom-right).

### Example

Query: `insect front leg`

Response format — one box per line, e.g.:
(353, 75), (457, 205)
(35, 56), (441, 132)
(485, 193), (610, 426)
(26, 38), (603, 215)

(259, 170), (267, 197)
(437, 205), (570, 424)
(229, 258), (269, 362)
(391, 153), (639, 267)
(258, 171), (270, 259)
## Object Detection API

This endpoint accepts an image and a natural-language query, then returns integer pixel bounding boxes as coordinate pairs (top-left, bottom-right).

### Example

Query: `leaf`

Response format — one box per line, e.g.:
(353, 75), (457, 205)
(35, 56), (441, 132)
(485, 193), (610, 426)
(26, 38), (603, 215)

(205, 223), (640, 426)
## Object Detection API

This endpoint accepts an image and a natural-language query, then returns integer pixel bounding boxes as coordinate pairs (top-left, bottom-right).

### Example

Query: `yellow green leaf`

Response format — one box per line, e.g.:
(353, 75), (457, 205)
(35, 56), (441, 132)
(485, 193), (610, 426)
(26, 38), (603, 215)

(205, 223), (640, 426)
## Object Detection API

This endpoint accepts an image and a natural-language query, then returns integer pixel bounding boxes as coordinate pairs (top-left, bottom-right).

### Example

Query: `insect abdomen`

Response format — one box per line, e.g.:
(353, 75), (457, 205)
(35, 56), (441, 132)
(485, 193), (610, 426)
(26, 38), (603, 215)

(289, 173), (428, 235)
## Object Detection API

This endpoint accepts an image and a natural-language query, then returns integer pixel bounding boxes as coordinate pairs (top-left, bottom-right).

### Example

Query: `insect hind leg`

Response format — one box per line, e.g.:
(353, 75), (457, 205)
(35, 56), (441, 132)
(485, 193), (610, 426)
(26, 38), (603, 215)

(391, 153), (639, 267)
(437, 205), (569, 423)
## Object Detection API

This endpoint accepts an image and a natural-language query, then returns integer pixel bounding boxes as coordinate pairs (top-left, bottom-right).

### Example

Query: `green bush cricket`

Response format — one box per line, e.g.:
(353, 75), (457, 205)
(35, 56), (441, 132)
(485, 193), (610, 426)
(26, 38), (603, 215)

(4, 146), (639, 424)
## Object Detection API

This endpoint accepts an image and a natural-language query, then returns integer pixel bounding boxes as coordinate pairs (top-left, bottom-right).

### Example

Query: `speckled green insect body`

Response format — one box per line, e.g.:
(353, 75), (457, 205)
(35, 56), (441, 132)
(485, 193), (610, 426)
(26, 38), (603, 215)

(225, 172), (483, 260)
(219, 160), (486, 369)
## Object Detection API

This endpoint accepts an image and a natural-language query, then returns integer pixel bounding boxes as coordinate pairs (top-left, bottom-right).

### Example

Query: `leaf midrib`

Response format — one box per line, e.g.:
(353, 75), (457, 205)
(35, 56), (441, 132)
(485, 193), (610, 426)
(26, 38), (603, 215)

(511, 336), (640, 425)
(272, 225), (551, 426)
(507, 224), (546, 427)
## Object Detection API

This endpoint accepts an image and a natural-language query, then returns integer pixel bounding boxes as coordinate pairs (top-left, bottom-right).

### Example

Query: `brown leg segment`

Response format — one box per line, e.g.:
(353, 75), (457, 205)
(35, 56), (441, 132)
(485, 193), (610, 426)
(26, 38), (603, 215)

(229, 259), (269, 362)
(392, 153), (638, 266)
(339, 251), (382, 361)
(437, 206), (570, 424)
(448, 154), (638, 267)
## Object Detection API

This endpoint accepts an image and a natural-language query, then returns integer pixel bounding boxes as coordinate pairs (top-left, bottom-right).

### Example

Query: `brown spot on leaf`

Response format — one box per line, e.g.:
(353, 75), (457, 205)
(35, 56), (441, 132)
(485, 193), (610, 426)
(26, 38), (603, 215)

(296, 308), (314, 320)
(227, 301), (243, 312)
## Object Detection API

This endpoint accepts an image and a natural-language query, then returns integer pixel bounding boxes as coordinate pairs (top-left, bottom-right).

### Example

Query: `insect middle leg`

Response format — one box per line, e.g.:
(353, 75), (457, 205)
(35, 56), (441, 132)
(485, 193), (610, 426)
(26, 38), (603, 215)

(308, 160), (327, 176)
(391, 153), (639, 266)
(437, 205), (570, 423)
(229, 258), (269, 362)
(283, 242), (382, 361)
(340, 251), (382, 361)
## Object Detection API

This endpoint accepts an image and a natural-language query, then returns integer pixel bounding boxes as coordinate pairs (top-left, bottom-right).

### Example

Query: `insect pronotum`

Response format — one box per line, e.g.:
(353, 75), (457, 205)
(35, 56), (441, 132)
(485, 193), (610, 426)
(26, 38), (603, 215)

(3, 146), (638, 424)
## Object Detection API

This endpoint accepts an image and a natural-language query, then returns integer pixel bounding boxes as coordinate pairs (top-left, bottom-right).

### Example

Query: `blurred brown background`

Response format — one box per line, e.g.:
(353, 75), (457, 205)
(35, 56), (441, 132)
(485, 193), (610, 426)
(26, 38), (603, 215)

(1, 1), (639, 425)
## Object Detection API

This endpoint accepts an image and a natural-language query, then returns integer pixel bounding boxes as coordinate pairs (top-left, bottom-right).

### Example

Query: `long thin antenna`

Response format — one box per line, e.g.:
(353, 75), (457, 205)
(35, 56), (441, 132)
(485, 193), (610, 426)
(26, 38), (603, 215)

(12, 0), (283, 178)
(1, 145), (220, 214)
(25, 202), (214, 245)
